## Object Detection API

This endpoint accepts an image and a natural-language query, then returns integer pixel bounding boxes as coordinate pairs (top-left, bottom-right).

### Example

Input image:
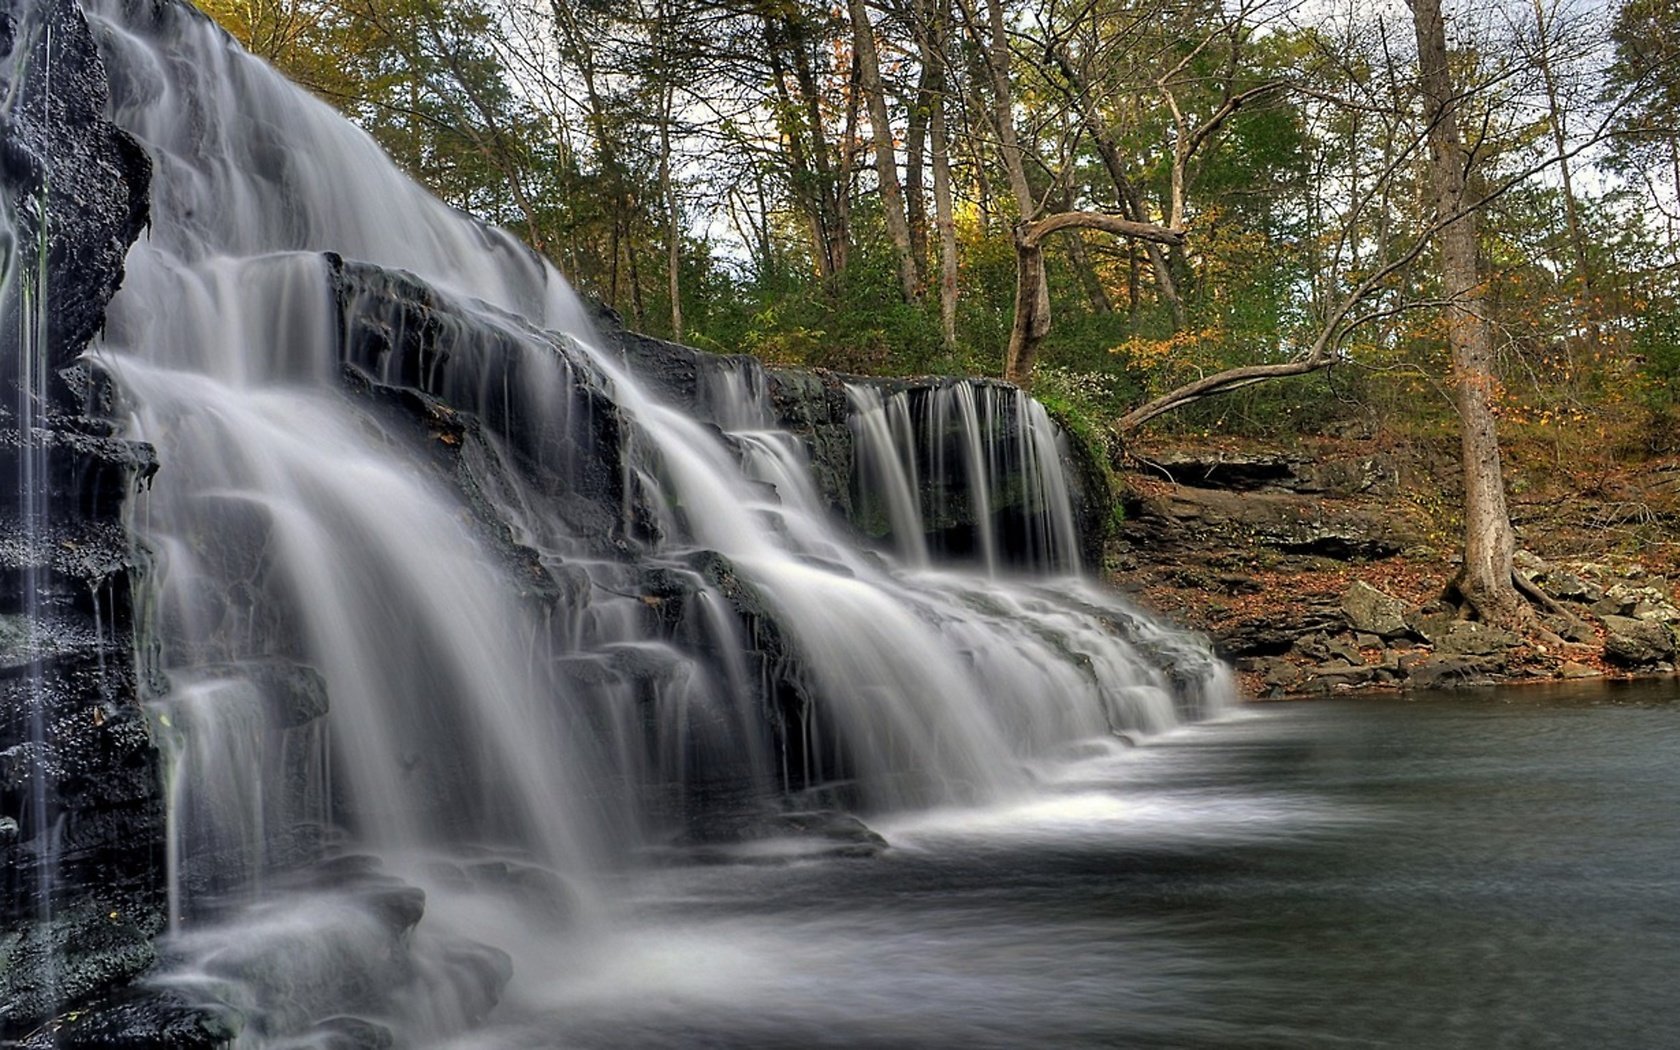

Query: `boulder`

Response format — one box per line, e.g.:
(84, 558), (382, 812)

(1341, 581), (1409, 637)
(1435, 621), (1520, 657)
(1399, 653), (1504, 689)
(1304, 661), (1375, 692)
(1600, 615), (1676, 667)
(1405, 605), (1458, 645)
(1557, 661), (1598, 679)
(1539, 571), (1603, 604)
(1542, 612), (1596, 645)
(1256, 657), (1301, 690)
(1293, 633), (1364, 665)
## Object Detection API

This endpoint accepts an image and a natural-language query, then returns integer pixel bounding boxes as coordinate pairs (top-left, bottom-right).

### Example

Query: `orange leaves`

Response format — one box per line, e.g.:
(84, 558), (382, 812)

(1108, 325), (1232, 397)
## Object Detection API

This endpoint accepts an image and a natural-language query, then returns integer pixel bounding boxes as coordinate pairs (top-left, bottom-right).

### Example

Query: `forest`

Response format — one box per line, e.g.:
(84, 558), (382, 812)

(195, 0), (1679, 619)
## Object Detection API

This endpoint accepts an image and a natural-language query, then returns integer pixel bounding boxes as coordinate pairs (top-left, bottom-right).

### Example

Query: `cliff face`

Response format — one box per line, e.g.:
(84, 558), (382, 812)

(0, 0), (164, 1033)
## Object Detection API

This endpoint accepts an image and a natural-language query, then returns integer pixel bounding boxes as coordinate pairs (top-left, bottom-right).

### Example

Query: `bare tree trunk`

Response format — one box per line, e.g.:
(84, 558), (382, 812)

(625, 216), (646, 330)
(848, 0), (920, 300)
(1530, 0), (1591, 292)
(1006, 228), (1049, 383)
(766, 31), (831, 281)
(958, 0), (1047, 376)
(969, 0), (1032, 216)
(905, 1), (933, 273)
(785, 15), (850, 281)
(1409, 0), (1524, 624)
(659, 81), (682, 341)
(961, 39), (995, 230)
(838, 51), (862, 277)
(924, 0), (960, 352)
(1063, 224), (1113, 314)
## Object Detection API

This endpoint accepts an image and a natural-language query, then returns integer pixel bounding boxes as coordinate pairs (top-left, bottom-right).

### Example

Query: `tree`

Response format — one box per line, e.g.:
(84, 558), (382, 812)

(848, 0), (922, 301)
(1605, 0), (1680, 254)
(1408, 0), (1525, 624)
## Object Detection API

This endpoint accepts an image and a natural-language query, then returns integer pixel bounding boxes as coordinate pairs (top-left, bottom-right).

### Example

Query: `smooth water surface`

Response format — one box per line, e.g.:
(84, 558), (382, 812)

(452, 682), (1680, 1050)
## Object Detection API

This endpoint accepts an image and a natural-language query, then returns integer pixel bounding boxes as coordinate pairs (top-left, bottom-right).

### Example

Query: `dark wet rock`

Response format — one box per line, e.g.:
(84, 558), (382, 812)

(0, 899), (164, 1031)
(14, 991), (240, 1049)
(1404, 607), (1460, 646)
(1342, 581), (1409, 638)
(1212, 597), (1344, 659)
(0, 0), (150, 411)
(1253, 657), (1300, 691)
(1117, 485), (1418, 562)
(1600, 615), (1676, 667)
(671, 806), (889, 863)
(0, 0), (170, 1034)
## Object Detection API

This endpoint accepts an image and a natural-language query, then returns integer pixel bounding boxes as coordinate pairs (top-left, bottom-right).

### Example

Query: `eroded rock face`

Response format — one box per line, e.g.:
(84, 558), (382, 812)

(0, 0), (161, 1034)
(0, 0), (151, 403)
(327, 265), (1120, 809)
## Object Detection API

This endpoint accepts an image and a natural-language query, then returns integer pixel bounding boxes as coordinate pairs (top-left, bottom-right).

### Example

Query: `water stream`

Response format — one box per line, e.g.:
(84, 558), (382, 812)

(76, 1), (1230, 1043)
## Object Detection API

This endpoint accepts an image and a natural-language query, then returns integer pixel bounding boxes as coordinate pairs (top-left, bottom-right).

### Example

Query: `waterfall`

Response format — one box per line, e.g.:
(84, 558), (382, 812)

(71, 0), (1232, 1042)
(848, 381), (1084, 573)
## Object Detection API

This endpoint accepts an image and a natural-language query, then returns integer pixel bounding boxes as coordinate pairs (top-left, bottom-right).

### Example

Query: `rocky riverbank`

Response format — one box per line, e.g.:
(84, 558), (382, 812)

(1110, 435), (1680, 697)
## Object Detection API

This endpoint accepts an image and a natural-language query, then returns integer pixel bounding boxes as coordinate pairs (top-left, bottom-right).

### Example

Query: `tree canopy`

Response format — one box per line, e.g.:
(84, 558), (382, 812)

(194, 0), (1679, 455)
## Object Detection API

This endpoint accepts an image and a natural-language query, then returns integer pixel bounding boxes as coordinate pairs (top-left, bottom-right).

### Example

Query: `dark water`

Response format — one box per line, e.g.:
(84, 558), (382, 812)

(458, 681), (1680, 1050)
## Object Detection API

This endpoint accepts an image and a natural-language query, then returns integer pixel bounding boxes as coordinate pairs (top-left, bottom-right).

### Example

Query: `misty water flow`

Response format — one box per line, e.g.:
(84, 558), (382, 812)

(81, 1), (1228, 1043)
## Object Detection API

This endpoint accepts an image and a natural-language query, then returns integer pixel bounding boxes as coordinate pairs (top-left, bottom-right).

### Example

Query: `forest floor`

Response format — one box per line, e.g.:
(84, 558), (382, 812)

(1106, 427), (1680, 699)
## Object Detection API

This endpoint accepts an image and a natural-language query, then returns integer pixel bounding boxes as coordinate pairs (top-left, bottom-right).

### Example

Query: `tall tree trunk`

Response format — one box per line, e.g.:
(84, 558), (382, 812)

(958, 0), (1048, 377)
(1529, 0), (1596, 365)
(1409, 0), (1524, 624)
(766, 29), (830, 280)
(1062, 221), (1113, 314)
(848, 0), (920, 301)
(970, 0), (1032, 216)
(626, 220), (646, 330)
(785, 14), (850, 281)
(838, 51), (862, 278)
(905, 2), (933, 273)
(659, 81), (682, 341)
(923, 0), (960, 352)
(960, 38), (995, 230)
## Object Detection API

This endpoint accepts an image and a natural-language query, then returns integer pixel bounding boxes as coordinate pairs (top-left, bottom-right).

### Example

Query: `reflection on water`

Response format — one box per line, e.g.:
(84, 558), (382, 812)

(436, 682), (1680, 1049)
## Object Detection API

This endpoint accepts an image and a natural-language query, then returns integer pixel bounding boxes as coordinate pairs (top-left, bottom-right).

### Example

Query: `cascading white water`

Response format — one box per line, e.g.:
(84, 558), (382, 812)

(78, 0), (1231, 1042)
(848, 382), (1084, 573)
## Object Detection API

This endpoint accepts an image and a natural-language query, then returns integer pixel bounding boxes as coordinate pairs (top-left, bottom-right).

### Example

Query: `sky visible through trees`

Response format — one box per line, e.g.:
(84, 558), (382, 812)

(197, 0), (1679, 460)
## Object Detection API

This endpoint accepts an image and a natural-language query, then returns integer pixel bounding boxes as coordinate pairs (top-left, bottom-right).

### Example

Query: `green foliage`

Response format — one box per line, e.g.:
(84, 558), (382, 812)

(188, 0), (1680, 463)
